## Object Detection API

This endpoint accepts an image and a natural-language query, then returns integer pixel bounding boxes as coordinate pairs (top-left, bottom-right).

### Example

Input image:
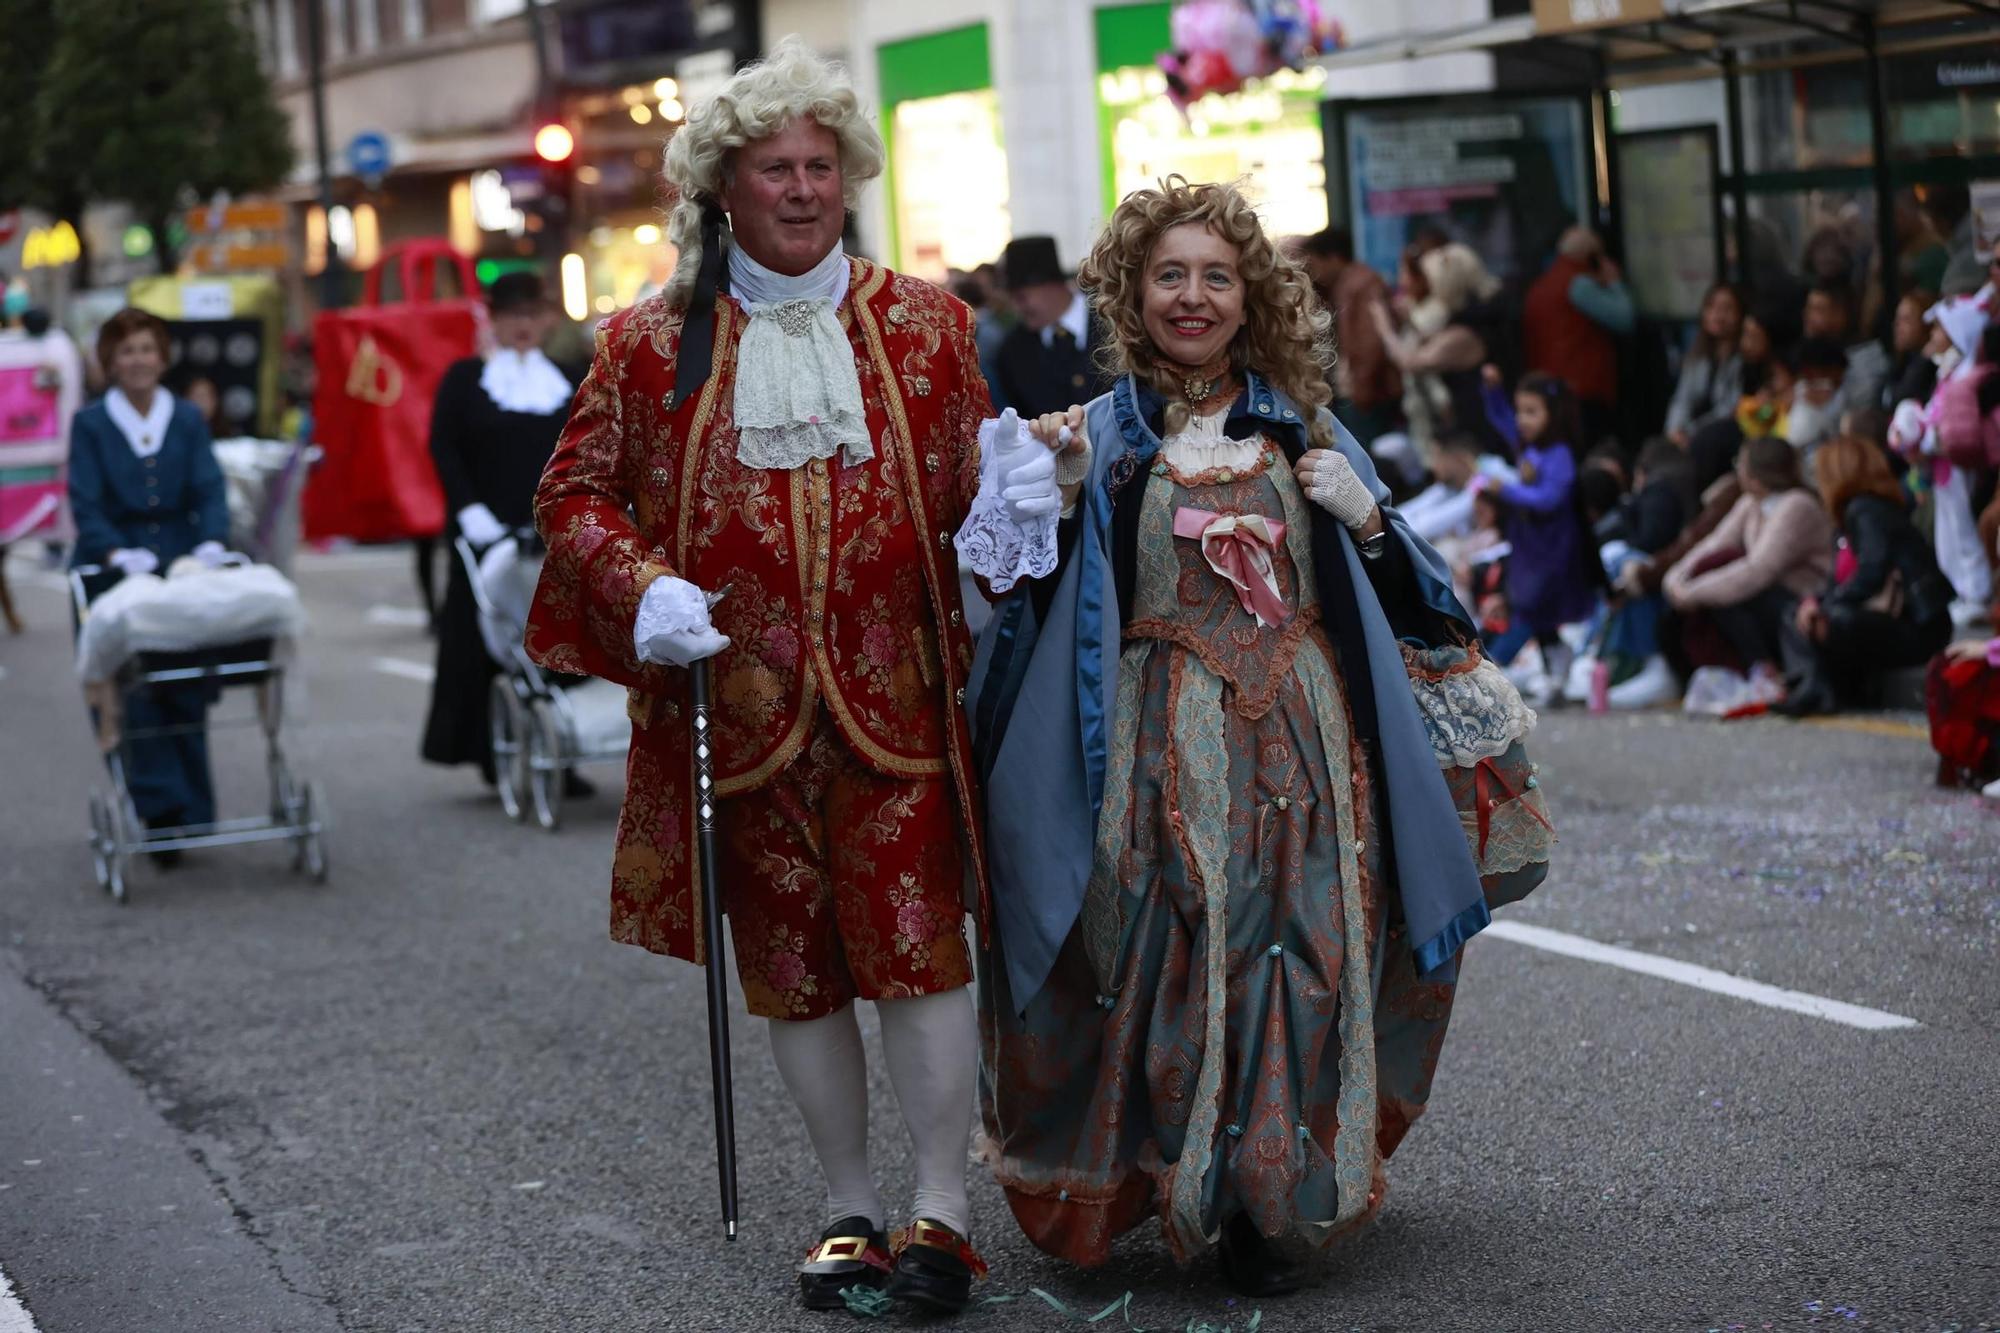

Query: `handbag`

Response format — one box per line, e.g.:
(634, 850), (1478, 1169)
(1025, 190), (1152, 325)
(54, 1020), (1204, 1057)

(1404, 641), (1553, 909)
(303, 240), (484, 543)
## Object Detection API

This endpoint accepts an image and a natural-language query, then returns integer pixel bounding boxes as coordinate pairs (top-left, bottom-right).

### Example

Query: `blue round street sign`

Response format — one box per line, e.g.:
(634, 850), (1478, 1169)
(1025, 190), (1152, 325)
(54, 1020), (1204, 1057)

(347, 131), (393, 183)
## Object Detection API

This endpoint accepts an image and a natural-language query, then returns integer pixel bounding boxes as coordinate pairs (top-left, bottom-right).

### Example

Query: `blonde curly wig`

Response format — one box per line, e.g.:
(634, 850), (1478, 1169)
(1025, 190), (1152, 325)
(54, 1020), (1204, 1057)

(1079, 176), (1337, 446)
(660, 36), (885, 308)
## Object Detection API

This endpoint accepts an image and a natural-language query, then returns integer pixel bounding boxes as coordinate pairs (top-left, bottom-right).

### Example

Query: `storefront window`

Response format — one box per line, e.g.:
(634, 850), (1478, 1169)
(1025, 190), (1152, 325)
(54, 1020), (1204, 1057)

(878, 24), (1009, 283)
(889, 90), (1011, 281)
(1098, 64), (1329, 236)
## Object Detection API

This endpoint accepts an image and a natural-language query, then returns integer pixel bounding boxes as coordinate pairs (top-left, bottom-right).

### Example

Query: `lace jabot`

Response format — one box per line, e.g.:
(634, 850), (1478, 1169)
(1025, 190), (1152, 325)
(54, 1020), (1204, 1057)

(1161, 406), (1265, 475)
(727, 242), (871, 470)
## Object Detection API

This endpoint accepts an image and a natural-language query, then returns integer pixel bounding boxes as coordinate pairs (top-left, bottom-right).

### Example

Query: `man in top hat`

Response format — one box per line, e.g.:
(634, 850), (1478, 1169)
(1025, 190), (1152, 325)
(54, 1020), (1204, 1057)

(992, 235), (1115, 420)
(522, 36), (1072, 1317)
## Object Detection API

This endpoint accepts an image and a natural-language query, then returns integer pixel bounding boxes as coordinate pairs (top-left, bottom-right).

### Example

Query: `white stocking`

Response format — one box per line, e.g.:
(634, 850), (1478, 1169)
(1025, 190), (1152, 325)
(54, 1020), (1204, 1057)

(767, 1004), (882, 1232)
(875, 986), (977, 1235)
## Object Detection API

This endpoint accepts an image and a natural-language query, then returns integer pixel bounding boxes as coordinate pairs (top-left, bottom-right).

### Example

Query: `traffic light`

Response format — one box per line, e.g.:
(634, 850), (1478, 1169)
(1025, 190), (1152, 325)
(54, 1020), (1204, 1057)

(533, 122), (575, 165)
(528, 119), (576, 257)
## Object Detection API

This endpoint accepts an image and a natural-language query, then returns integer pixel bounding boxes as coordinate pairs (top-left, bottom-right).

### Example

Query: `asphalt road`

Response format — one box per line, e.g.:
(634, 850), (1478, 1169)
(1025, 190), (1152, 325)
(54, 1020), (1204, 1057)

(1, 546), (1995, 1333)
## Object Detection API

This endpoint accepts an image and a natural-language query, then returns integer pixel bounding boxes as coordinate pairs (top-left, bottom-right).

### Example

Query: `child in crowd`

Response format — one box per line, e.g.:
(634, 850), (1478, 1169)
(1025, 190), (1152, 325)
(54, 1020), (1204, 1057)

(1893, 297), (1994, 627)
(1398, 430), (1518, 544)
(1443, 488), (1511, 614)
(1787, 337), (1850, 476)
(1481, 366), (1602, 702)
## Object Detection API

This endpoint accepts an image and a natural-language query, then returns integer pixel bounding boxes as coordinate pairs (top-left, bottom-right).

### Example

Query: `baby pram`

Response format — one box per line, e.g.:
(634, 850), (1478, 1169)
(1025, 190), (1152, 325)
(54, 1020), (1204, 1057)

(458, 531), (631, 830)
(71, 558), (326, 902)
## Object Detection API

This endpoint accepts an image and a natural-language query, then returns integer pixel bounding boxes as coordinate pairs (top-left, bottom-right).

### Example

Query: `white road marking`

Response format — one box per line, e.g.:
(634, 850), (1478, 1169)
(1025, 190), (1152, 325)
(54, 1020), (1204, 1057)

(366, 605), (431, 629)
(1482, 920), (1920, 1031)
(369, 656), (435, 684)
(0, 1264), (39, 1333)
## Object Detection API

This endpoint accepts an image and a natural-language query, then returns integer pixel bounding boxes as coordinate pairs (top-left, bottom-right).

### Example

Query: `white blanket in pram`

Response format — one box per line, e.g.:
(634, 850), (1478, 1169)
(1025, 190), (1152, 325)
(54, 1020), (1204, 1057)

(77, 562), (305, 684)
(476, 537), (538, 667)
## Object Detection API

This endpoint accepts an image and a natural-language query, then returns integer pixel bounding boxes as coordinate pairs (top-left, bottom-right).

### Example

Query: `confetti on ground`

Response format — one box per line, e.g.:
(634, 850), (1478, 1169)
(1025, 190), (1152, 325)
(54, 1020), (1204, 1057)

(840, 1284), (892, 1317)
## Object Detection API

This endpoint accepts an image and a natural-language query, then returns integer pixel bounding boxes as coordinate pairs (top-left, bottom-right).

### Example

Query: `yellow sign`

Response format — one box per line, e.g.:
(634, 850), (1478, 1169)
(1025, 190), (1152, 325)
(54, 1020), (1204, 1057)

(345, 334), (403, 407)
(21, 221), (81, 270)
(1533, 0), (1664, 34)
(187, 243), (290, 273)
(184, 201), (288, 233)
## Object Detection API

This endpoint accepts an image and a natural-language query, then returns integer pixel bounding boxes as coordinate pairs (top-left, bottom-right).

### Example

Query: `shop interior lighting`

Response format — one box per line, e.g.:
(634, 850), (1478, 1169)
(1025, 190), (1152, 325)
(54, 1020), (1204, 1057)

(630, 103), (654, 125)
(633, 223), (662, 245)
(561, 252), (589, 321)
(653, 77), (679, 101)
(661, 98), (685, 121)
(620, 85), (644, 105)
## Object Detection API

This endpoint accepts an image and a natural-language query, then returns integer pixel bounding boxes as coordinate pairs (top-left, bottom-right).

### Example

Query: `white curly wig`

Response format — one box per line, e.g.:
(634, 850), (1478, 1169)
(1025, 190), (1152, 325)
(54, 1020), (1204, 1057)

(661, 36), (886, 309)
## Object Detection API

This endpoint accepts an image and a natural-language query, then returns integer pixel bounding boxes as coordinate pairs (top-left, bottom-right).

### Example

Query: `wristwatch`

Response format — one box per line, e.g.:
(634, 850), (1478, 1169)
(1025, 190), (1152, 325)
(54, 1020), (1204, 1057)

(1355, 529), (1389, 560)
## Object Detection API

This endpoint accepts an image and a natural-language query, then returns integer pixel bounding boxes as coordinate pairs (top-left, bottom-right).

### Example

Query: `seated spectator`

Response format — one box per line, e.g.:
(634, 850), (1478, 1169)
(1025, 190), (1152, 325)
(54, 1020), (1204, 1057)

(1666, 282), (1745, 446)
(1398, 430), (1517, 544)
(1569, 438), (1692, 709)
(1443, 489), (1510, 615)
(1776, 435), (1954, 716)
(1883, 288), (1941, 411)
(1802, 279), (1889, 414)
(1788, 336), (1850, 476)
(1663, 436), (1835, 710)
(1607, 436), (1695, 556)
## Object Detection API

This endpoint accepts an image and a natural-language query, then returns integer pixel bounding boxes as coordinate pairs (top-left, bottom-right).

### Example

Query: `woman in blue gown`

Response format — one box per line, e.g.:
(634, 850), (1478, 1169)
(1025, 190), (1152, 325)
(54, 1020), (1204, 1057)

(969, 181), (1538, 1296)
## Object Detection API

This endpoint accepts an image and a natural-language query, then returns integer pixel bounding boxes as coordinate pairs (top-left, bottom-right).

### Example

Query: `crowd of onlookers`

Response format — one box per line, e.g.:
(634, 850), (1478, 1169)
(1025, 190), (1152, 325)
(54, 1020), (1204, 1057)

(1278, 190), (2000, 795)
(940, 195), (2000, 794)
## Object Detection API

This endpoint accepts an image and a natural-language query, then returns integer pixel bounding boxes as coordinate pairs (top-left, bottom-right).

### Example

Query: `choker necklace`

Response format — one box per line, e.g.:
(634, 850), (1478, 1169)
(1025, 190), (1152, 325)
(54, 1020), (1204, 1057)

(1162, 353), (1236, 406)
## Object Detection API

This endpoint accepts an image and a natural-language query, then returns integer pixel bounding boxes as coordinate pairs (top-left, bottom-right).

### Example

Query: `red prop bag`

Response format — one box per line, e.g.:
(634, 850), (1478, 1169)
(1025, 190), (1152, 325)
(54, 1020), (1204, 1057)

(303, 240), (484, 542)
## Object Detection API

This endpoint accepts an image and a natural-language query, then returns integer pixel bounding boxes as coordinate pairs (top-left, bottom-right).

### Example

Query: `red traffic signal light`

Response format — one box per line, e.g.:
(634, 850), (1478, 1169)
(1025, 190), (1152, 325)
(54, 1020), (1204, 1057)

(534, 123), (575, 164)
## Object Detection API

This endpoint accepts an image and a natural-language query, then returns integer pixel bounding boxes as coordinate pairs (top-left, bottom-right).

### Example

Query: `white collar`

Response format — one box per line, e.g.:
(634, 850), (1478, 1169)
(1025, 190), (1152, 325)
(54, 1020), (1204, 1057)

(1040, 289), (1088, 348)
(728, 239), (849, 312)
(480, 346), (573, 415)
(106, 387), (174, 458)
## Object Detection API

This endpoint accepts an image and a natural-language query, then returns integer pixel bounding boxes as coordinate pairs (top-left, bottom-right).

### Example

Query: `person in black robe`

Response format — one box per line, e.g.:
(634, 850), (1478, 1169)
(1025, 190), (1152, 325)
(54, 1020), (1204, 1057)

(419, 272), (581, 787)
(991, 235), (1115, 419)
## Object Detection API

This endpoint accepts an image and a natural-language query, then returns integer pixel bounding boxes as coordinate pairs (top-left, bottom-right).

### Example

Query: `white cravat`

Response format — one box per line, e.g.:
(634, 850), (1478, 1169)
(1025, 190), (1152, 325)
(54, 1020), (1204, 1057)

(106, 387), (175, 459)
(480, 347), (573, 415)
(726, 240), (870, 470)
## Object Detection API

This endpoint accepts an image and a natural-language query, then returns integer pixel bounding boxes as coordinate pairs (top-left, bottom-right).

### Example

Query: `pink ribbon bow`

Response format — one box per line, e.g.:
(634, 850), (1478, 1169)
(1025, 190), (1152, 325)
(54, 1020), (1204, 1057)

(1173, 506), (1289, 627)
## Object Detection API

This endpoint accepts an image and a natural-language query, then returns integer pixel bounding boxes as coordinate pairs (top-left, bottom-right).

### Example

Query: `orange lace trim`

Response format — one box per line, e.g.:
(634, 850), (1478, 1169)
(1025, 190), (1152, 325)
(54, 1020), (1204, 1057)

(1156, 447), (1279, 492)
(1123, 606), (1324, 722)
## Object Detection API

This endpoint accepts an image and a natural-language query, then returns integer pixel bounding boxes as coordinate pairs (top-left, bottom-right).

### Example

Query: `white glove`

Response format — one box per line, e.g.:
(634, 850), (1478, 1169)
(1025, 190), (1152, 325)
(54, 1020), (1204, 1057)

(193, 540), (230, 569)
(1298, 448), (1378, 532)
(108, 548), (159, 576)
(990, 409), (1064, 524)
(633, 576), (730, 668)
(457, 503), (507, 549)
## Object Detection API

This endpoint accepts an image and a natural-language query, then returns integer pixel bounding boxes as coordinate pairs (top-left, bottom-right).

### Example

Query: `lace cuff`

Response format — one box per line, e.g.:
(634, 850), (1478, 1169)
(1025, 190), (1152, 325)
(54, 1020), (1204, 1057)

(633, 576), (710, 654)
(1053, 438), (1093, 488)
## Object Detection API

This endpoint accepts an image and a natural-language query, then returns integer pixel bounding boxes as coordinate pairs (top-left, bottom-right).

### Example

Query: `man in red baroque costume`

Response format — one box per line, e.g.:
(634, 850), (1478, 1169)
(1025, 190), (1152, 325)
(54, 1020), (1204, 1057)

(522, 37), (1072, 1318)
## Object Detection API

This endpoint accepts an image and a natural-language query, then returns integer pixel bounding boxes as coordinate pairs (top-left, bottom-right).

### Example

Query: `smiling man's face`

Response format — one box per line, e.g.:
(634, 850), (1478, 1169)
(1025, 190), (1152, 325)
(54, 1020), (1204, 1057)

(719, 116), (845, 276)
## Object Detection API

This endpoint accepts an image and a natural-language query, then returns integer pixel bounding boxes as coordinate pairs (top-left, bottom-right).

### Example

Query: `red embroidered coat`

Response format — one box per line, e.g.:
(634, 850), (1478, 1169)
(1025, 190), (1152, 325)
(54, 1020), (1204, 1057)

(525, 258), (993, 965)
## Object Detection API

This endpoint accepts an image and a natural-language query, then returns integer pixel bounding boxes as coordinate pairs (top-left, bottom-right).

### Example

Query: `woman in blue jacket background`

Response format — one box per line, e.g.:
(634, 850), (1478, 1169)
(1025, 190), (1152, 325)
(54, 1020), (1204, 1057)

(68, 307), (230, 847)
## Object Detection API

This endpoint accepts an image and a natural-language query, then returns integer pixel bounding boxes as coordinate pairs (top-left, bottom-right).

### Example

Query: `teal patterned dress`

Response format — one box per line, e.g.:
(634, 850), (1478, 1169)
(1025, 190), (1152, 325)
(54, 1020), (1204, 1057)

(979, 437), (1459, 1267)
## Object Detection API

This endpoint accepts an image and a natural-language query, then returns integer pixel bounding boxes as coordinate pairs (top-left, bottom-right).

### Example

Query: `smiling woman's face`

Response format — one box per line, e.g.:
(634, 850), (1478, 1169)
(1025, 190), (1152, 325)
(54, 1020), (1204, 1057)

(1140, 222), (1244, 368)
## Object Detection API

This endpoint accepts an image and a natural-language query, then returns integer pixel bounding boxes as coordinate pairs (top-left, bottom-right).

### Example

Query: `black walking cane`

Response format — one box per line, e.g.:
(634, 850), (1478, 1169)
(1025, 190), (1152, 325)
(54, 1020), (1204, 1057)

(691, 590), (739, 1240)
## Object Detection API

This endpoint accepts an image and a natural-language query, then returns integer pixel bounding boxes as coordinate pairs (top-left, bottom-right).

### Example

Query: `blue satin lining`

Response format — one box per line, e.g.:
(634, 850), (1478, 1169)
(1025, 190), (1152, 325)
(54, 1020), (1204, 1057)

(1413, 897), (1491, 978)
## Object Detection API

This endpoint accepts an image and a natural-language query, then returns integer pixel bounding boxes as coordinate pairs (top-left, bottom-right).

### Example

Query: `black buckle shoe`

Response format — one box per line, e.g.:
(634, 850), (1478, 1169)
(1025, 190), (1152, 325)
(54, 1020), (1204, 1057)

(885, 1218), (985, 1316)
(1217, 1213), (1305, 1298)
(797, 1216), (891, 1312)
